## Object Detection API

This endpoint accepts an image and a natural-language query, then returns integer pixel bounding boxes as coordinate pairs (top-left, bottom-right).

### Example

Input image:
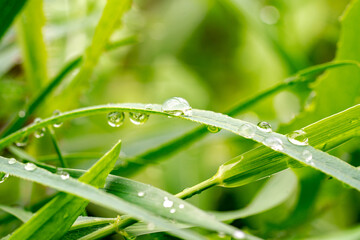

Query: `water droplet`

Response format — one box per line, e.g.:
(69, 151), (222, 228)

(163, 197), (173, 208)
(34, 118), (46, 138)
(233, 230), (245, 239)
(207, 125), (221, 133)
(107, 112), (125, 127)
(18, 110), (26, 118)
(287, 130), (308, 146)
(178, 204), (185, 209)
(15, 135), (28, 147)
(0, 173), (9, 183)
(147, 222), (155, 230)
(260, 5), (280, 25)
(52, 110), (63, 128)
(264, 137), (284, 151)
(24, 163), (36, 171)
(238, 123), (255, 138)
(59, 171), (70, 180)
(161, 97), (192, 116)
(145, 104), (153, 110)
(129, 112), (149, 125)
(218, 232), (226, 238)
(302, 150), (313, 163)
(137, 191), (145, 197)
(8, 158), (17, 165)
(170, 208), (176, 214)
(257, 121), (272, 132)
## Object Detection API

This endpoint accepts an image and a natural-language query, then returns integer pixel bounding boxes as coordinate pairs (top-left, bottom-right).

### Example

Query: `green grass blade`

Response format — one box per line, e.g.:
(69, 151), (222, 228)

(15, 0), (47, 90)
(0, 205), (32, 223)
(0, 157), (212, 240)
(0, 0), (27, 40)
(8, 140), (122, 240)
(0, 103), (359, 191)
(47, 126), (67, 168)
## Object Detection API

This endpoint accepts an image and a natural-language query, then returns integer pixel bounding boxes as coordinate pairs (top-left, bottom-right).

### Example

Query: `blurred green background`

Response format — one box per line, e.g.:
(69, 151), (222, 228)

(1, 0), (359, 239)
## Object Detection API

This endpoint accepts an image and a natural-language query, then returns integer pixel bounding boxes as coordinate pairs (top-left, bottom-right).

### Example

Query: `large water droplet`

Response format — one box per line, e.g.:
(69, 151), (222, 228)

(8, 158), (17, 165)
(238, 123), (255, 138)
(137, 191), (145, 197)
(302, 150), (313, 163)
(161, 97), (192, 116)
(129, 112), (149, 125)
(257, 121), (272, 132)
(52, 110), (63, 128)
(207, 125), (221, 133)
(170, 208), (176, 214)
(15, 135), (28, 147)
(264, 137), (284, 151)
(233, 230), (245, 239)
(59, 171), (70, 180)
(34, 118), (46, 138)
(24, 163), (36, 171)
(0, 173), (9, 183)
(107, 112), (125, 127)
(287, 130), (308, 146)
(163, 197), (173, 208)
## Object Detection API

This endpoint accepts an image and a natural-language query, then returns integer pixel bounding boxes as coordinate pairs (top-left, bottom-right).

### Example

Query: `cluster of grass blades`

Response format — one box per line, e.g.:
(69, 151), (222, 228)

(0, 0), (360, 239)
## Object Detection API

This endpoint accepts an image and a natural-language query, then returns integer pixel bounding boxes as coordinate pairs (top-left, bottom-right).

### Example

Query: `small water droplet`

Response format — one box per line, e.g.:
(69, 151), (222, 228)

(107, 112), (125, 127)
(233, 230), (245, 239)
(161, 97), (192, 116)
(34, 118), (46, 138)
(238, 123), (255, 138)
(145, 104), (153, 110)
(8, 158), (17, 165)
(18, 110), (26, 118)
(287, 130), (308, 146)
(264, 137), (284, 151)
(207, 125), (221, 133)
(170, 208), (176, 214)
(0, 173), (9, 183)
(52, 110), (63, 128)
(137, 191), (145, 197)
(178, 204), (184, 209)
(59, 171), (70, 180)
(257, 121), (272, 132)
(163, 197), (173, 208)
(147, 222), (155, 230)
(15, 135), (28, 147)
(129, 112), (149, 125)
(24, 163), (36, 171)
(302, 150), (313, 163)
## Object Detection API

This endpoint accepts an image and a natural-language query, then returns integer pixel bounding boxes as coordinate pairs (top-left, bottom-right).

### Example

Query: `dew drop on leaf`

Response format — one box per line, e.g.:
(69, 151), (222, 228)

(107, 111), (125, 127)
(24, 163), (36, 171)
(8, 158), (17, 165)
(257, 121), (272, 132)
(129, 112), (149, 125)
(18, 110), (26, 118)
(161, 97), (192, 117)
(52, 110), (63, 128)
(302, 150), (313, 163)
(137, 191), (145, 197)
(264, 137), (284, 151)
(34, 118), (46, 138)
(178, 204), (184, 209)
(233, 230), (245, 239)
(170, 208), (176, 214)
(15, 135), (29, 147)
(163, 197), (173, 208)
(287, 130), (308, 146)
(238, 123), (255, 138)
(59, 171), (70, 180)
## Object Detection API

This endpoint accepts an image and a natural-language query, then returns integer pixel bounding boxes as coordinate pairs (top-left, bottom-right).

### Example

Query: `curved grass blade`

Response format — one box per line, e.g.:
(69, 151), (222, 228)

(8, 140), (122, 240)
(0, 157), (228, 240)
(0, 0), (28, 40)
(0, 205), (32, 223)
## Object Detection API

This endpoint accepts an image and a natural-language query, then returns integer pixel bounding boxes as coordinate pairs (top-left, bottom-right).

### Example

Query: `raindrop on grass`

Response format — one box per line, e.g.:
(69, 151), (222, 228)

(178, 204), (185, 209)
(145, 104), (153, 110)
(170, 208), (176, 214)
(8, 158), (17, 165)
(24, 163), (36, 171)
(15, 135), (28, 147)
(0, 173), (9, 183)
(264, 137), (284, 151)
(207, 125), (221, 133)
(238, 123), (255, 138)
(287, 130), (308, 146)
(233, 230), (246, 239)
(34, 118), (46, 138)
(52, 110), (63, 128)
(161, 97), (192, 116)
(163, 197), (173, 208)
(302, 150), (313, 163)
(59, 171), (70, 180)
(137, 191), (145, 197)
(129, 112), (149, 125)
(107, 112), (125, 127)
(257, 121), (272, 132)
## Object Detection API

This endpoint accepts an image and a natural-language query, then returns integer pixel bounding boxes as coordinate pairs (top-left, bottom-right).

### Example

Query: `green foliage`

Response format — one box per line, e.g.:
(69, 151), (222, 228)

(0, 0), (360, 239)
